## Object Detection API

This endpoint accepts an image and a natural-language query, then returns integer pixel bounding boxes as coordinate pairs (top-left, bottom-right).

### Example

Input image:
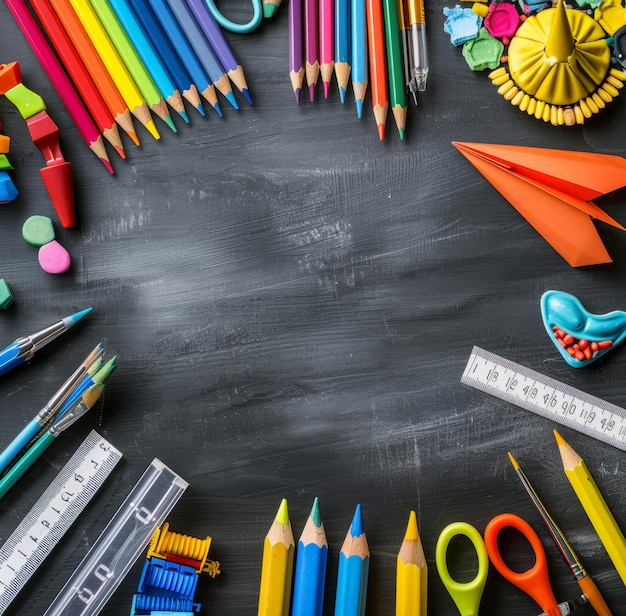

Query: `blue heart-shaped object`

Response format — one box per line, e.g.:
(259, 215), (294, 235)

(540, 291), (626, 368)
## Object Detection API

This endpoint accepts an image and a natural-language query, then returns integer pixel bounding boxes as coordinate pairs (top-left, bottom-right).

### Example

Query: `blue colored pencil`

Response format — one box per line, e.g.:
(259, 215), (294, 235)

(334, 0), (350, 102)
(126, 0), (205, 115)
(334, 504), (369, 616)
(145, 0), (223, 116)
(292, 497), (328, 616)
(107, 0), (189, 122)
(163, 0), (238, 109)
(350, 0), (368, 118)
(185, 0), (253, 104)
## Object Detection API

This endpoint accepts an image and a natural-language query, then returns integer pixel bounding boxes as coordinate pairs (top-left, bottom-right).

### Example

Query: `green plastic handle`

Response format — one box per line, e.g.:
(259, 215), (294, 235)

(436, 522), (489, 616)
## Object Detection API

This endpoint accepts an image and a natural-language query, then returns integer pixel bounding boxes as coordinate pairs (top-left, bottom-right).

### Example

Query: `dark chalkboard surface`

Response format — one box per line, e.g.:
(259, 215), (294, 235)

(0, 0), (625, 613)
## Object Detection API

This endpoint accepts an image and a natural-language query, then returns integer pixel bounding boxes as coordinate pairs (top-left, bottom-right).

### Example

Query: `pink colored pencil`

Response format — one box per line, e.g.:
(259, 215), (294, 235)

(5, 0), (113, 173)
(319, 0), (334, 98)
(305, 0), (320, 101)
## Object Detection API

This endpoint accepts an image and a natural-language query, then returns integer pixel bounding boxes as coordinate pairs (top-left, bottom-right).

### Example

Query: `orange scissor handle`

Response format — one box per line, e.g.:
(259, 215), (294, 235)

(484, 513), (562, 616)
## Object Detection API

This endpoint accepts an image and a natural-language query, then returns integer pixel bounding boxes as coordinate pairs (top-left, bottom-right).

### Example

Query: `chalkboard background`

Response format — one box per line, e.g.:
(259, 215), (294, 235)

(0, 0), (625, 613)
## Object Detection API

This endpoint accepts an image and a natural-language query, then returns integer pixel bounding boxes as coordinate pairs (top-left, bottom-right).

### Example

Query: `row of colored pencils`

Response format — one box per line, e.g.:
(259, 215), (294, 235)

(288, 0), (428, 140)
(5, 0), (252, 173)
(258, 498), (427, 616)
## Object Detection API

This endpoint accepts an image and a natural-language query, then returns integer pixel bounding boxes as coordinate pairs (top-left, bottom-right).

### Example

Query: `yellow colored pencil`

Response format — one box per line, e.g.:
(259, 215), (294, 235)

(66, 0), (160, 140)
(258, 498), (295, 616)
(555, 430), (626, 586)
(396, 510), (427, 616)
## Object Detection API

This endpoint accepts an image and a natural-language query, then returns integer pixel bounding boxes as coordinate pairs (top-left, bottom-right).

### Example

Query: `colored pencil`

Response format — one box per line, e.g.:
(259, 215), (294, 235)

(48, 0), (140, 145)
(396, 511), (427, 616)
(88, 0), (176, 132)
(30, 0), (126, 159)
(334, 0), (350, 102)
(304, 0), (320, 101)
(334, 504), (370, 616)
(4, 0), (113, 172)
(366, 0), (388, 139)
(126, 0), (204, 115)
(163, 0), (239, 109)
(263, 0), (282, 18)
(350, 0), (368, 117)
(292, 497), (328, 616)
(104, 0), (189, 123)
(288, 0), (305, 104)
(146, 0), (223, 116)
(555, 430), (626, 586)
(383, 0), (407, 138)
(258, 498), (295, 616)
(67, 0), (160, 139)
(185, 0), (253, 105)
(508, 452), (613, 616)
(319, 0), (334, 98)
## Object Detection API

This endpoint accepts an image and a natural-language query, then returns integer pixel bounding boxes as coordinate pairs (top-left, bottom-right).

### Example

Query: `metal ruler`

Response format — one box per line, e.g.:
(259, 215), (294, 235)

(0, 431), (122, 614)
(461, 346), (626, 451)
(44, 458), (188, 616)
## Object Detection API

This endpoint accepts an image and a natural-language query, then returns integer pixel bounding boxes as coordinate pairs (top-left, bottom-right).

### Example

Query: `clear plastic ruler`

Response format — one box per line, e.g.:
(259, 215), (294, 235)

(0, 430), (122, 614)
(462, 346), (626, 451)
(44, 458), (188, 616)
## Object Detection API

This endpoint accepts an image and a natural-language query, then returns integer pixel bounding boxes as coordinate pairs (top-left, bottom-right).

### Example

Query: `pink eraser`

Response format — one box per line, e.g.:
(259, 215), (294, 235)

(38, 239), (71, 274)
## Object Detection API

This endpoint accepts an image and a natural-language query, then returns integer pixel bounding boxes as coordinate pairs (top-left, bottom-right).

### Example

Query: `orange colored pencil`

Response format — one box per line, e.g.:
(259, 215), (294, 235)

(366, 0), (389, 140)
(48, 0), (139, 145)
(30, 0), (126, 159)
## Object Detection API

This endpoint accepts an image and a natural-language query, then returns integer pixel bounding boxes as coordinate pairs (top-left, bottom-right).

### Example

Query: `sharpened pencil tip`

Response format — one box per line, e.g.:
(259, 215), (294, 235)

(263, 3), (278, 17)
(309, 84), (316, 102)
(294, 89), (301, 105)
(310, 497), (322, 527)
(275, 498), (290, 526)
(404, 510), (418, 541)
(145, 120), (161, 140)
(339, 87), (346, 103)
(225, 93), (239, 110)
(66, 307), (93, 327)
(213, 103), (223, 118)
(323, 82), (330, 98)
(164, 115), (178, 133)
(356, 99), (364, 119)
(349, 504), (364, 536)
(398, 127), (405, 141)
(178, 110), (190, 124)
(101, 157), (115, 174)
(553, 429), (566, 446)
(507, 451), (519, 469)
(242, 89), (254, 105)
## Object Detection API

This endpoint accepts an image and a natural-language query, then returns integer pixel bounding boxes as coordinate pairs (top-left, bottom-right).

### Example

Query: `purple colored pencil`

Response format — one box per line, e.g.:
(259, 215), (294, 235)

(304, 0), (320, 101)
(184, 0), (253, 105)
(288, 0), (304, 103)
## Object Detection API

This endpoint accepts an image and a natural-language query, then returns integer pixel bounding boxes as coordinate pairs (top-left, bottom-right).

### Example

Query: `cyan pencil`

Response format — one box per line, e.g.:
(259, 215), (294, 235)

(126, 0), (204, 115)
(350, 0), (368, 117)
(163, 0), (239, 109)
(185, 0), (253, 104)
(108, 0), (189, 123)
(292, 497), (328, 616)
(334, 0), (350, 101)
(334, 504), (370, 616)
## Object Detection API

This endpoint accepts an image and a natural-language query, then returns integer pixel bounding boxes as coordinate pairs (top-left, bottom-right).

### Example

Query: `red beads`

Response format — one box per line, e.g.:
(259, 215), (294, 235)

(552, 325), (612, 362)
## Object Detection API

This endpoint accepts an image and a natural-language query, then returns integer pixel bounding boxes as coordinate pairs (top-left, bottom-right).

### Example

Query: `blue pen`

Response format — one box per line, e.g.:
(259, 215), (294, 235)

(0, 343), (104, 476)
(0, 308), (92, 378)
(146, 0), (223, 116)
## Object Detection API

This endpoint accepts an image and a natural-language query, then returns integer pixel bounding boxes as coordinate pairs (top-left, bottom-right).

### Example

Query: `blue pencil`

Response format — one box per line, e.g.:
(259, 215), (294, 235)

(334, 504), (369, 616)
(145, 0), (223, 116)
(126, 0), (205, 115)
(350, 0), (368, 118)
(107, 0), (189, 122)
(334, 0), (350, 102)
(164, 0), (239, 109)
(292, 497), (328, 616)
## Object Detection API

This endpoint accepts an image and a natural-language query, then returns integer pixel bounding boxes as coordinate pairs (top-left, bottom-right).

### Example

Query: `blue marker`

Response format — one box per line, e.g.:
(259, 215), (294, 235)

(0, 308), (92, 378)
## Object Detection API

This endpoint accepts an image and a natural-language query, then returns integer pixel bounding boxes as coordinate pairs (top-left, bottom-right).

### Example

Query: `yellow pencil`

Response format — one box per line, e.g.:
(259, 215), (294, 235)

(396, 510), (427, 616)
(554, 430), (626, 586)
(258, 498), (295, 616)
(66, 0), (160, 140)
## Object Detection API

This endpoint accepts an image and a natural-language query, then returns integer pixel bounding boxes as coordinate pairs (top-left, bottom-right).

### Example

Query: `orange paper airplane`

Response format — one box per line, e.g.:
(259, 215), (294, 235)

(453, 141), (626, 267)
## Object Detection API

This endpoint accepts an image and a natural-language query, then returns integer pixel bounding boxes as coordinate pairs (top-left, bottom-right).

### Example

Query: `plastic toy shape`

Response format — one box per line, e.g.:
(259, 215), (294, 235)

(452, 141), (626, 267)
(462, 27), (504, 71)
(0, 127), (18, 203)
(0, 62), (74, 227)
(443, 6), (482, 46)
(541, 290), (626, 367)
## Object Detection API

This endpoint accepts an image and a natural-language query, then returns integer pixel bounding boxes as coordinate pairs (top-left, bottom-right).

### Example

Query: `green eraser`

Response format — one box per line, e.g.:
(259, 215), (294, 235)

(0, 279), (14, 310)
(22, 215), (55, 246)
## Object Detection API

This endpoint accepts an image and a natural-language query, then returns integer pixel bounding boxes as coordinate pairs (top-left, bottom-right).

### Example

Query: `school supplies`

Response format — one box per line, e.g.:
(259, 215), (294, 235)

(0, 308), (92, 377)
(0, 123), (19, 204)
(367, 0), (389, 139)
(319, 0), (334, 98)
(382, 0), (407, 138)
(555, 431), (626, 586)
(407, 0), (427, 93)
(436, 514), (588, 616)
(258, 498), (295, 616)
(288, 0), (305, 103)
(350, 0), (368, 118)
(461, 345), (626, 452)
(44, 458), (188, 615)
(0, 431), (122, 613)
(508, 452), (613, 616)
(541, 290), (626, 368)
(292, 497), (328, 616)
(304, 0), (320, 101)
(396, 510), (427, 616)
(453, 141), (626, 267)
(334, 0), (350, 101)
(334, 504), (369, 616)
